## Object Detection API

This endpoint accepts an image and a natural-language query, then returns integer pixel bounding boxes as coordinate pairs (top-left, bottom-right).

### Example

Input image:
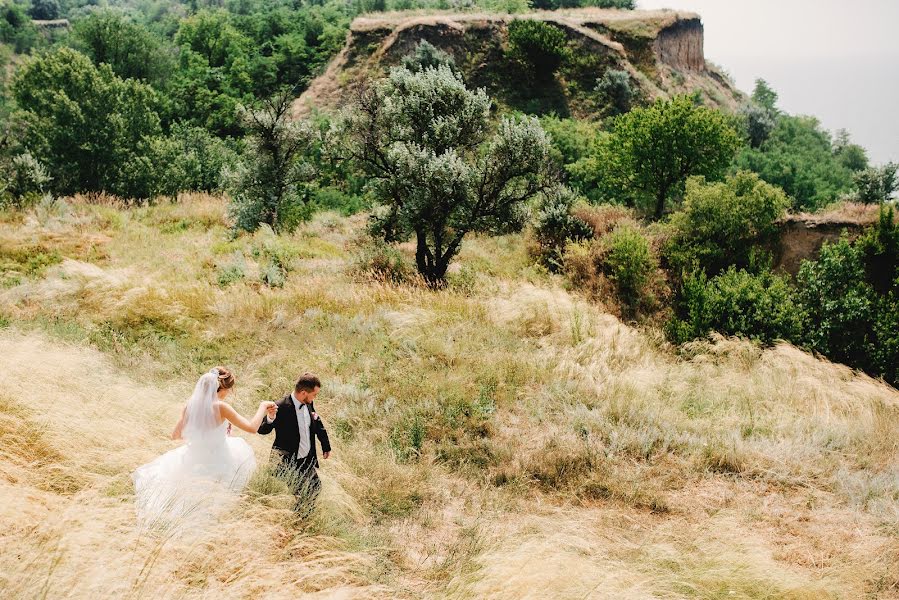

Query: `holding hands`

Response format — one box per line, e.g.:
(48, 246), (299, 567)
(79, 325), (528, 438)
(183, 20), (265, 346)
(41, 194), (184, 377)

(261, 401), (278, 420)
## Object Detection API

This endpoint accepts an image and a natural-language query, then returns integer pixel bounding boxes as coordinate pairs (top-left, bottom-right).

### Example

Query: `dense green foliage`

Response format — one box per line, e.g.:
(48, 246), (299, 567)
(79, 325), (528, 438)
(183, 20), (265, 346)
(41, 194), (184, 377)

(344, 64), (557, 284)
(730, 83), (868, 212)
(506, 19), (569, 78)
(151, 123), (240, 198)
(71, 11), (174, 86)
(662, 203), (899, 385)
(665, 171), (789, 276)
(667, 267), (804, 345)
(28, 0), (59, 20)
(602, 223), (657, 317)
(539, 116), (600, 168)
(401, 39), (456, 73)
(1, 1), (39, 54)
(572, 96), (741, 218)
(733, 115), (861, 211)
(663, 172), (796, 346)
(12, 47), (163, 199)
(794, 211), (899, 386)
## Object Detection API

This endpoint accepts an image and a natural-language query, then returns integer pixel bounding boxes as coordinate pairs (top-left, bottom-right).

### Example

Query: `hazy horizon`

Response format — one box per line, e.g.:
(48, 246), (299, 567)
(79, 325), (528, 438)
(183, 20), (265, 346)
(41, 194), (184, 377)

(638, 0), (899, 165)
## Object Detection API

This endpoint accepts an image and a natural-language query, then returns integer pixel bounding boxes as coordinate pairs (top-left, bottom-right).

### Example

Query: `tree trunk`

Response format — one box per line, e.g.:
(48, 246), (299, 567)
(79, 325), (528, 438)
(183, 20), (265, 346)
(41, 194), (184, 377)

(415, 230), (455, 288)
(654, 185), (670, 220)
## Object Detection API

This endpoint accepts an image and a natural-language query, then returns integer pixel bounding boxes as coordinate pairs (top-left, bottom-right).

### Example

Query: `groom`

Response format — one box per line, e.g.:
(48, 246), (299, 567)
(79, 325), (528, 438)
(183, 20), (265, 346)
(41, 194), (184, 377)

(258, 372), (331, 512)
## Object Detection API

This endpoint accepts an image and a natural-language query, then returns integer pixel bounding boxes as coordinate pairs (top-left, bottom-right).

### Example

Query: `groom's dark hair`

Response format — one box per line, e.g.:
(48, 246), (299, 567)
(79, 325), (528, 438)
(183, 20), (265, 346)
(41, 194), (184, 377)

(295, 373), (321, 392)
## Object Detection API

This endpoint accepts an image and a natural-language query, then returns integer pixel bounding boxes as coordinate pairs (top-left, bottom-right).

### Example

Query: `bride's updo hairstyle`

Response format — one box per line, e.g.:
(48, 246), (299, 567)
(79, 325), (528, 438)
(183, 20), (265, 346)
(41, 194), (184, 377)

(213, 366), (235, 391)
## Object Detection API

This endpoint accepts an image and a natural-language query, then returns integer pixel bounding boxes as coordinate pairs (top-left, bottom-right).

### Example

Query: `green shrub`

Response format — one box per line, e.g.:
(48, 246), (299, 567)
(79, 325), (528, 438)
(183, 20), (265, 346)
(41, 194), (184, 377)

(665, 171), (789, 277)
(0, 2), (39, 54)
(539, 116), (601, 169)
(603, 223), (657, 316)
(260, 261), (287, 288)
(344, 65), (556, 284)
(312, 186), (366, 216)
(796, 236), (874, 368)
(739, 102), (775, 149)
(352, 241), (414, 284)
(250, 228), (297, 288)
(854, 163), (898, 204)
(400, 40), (456, 73)
(151, 124), (240, 198)
(562, 220), (662, 319)
(792, 210), (899, 386)
(571, 96), (741, 218)
(667, 267), (804, 346)
(216, 252), (246, 287)
(507, 20), (569, 77)
(530, 186), (594, 271)
(3, 152), (51, 204)
(595, 69), (632, 115)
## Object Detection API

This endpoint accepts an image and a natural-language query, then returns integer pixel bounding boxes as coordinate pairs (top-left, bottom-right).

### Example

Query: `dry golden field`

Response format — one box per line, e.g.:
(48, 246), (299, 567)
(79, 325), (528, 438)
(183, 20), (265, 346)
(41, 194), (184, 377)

(0, 195), (897, 599)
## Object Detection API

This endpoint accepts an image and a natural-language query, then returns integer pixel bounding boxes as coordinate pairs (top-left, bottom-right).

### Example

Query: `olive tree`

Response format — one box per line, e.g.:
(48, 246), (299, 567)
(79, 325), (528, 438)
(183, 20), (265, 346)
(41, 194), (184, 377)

(343, 65), (557, 285)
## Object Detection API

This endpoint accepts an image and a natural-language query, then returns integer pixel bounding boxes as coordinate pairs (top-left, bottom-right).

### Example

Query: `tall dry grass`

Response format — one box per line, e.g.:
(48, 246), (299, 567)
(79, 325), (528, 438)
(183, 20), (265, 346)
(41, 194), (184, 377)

(1, 195), (897, 598)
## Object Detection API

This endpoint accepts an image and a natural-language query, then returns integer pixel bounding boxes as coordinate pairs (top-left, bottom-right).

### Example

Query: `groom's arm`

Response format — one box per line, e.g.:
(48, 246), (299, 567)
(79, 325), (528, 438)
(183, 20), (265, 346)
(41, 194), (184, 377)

(313, 406), (331, 455)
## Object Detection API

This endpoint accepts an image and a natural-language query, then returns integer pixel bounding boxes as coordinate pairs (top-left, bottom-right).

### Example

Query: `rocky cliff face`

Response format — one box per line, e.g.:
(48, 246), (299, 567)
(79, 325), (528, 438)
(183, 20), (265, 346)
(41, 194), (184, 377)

(293, 9), (742, 118)
(654, 17), (704, 71)
(773, 204), (880, 276)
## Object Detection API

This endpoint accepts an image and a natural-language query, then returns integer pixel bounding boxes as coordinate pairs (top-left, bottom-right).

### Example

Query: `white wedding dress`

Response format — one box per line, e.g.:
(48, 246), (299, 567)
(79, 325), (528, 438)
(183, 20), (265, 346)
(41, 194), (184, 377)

(132, 370), (256, 529)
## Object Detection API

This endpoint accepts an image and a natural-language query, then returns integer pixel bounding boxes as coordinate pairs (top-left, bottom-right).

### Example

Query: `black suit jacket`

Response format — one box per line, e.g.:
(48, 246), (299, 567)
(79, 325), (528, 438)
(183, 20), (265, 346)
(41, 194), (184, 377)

(257, 395), (331, 470)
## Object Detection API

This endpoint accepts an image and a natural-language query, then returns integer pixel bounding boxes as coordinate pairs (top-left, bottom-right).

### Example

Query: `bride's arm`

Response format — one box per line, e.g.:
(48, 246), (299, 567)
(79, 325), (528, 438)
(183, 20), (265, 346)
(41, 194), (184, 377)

(171, 406), (187, 440)
(217, 401), (274, 434)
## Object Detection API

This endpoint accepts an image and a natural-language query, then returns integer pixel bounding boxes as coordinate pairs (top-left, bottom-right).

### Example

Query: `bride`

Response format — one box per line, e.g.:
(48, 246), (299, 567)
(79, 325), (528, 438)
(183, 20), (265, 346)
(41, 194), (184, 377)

(132, 366), (277, 528)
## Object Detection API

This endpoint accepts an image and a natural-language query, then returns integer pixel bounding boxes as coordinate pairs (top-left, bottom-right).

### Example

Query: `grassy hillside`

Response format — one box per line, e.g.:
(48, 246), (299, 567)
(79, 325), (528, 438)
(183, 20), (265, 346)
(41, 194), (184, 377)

(1, 195), (897, 598)
(294, 9), (742, 120)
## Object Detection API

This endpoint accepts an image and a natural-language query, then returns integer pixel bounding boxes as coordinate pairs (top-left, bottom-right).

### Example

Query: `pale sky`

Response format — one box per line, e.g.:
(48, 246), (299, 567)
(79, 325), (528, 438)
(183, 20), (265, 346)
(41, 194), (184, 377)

(637, 0), (899, 163)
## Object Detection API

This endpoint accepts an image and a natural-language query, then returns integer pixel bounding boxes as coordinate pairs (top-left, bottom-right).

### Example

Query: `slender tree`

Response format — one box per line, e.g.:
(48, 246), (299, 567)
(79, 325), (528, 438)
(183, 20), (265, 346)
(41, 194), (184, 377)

(229, 88), (316, 232)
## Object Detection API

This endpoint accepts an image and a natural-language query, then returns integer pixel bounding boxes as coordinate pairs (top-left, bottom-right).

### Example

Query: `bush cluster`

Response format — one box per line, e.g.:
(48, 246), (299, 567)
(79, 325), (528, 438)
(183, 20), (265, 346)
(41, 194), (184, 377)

(561, 215), (661, 320)
(530, 186), (594, 271)
(666, 267), (804, 346)
(506, 20), (569, 78)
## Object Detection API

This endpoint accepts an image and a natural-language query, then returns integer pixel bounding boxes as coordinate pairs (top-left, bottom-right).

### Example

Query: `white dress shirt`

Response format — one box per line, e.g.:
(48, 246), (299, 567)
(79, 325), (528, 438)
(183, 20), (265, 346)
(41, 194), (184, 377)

(292, 393), (311, 458)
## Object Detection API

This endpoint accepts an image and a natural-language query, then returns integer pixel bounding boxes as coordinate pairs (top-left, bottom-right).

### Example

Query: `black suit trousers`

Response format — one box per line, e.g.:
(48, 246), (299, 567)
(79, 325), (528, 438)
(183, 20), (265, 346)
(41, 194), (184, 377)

(272, 450), (321, 513)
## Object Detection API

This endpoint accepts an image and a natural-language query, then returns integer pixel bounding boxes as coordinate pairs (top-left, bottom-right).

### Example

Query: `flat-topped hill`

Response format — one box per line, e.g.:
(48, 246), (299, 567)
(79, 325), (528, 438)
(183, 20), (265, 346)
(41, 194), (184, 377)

(293, 8), (743, 118)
